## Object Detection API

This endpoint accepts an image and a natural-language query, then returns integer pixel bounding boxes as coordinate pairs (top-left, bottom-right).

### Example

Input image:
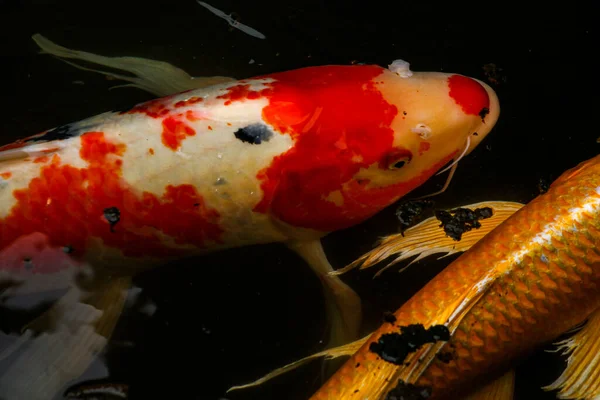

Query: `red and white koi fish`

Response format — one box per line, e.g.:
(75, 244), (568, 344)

(0, 34), (499, 399)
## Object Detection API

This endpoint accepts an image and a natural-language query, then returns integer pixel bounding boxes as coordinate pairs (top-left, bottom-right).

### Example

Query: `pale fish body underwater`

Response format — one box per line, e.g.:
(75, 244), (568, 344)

(0, 34), (499, 399)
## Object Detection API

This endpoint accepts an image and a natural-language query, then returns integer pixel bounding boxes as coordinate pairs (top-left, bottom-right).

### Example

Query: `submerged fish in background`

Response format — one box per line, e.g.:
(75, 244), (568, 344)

(196, 1), (267, 39)
(0, 34), (499, 399)
(256, 153), (600, 399)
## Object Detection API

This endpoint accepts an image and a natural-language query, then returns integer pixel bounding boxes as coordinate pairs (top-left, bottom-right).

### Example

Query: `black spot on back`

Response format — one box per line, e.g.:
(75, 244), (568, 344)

(103, 207), (121, 232)
(25, 124), (76, 143)
(234, 124), (273, 145)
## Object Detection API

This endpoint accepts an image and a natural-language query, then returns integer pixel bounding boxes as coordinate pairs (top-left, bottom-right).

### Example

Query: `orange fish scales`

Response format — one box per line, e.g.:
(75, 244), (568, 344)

(429, 364), (445, 378)
(548, 260), (569, 278)
(574, 257), (594, 275)
(528, 282), (546, 300)
(453, 329), (469, 343)
(517, 293), (535, 310)
(479, 307), (495, 321)
(546, 292), (561, 305)
(496, 326), (511, 342)
(578, 233), (596, 249)
(456, 358), (473, 373)
(535, 300), (550, 314)
(504, 288), (518, 303)
(481, 321), (498, 338)
(506, 302), (522, 319)
(587, 223), (600, 238)
(523, 313), (537, 325)
(470, 320), (483, 332)
(513, 280), (528, 293)
(471, 347), (485, 362)
(494, 309), (511, 327)
(557, 279), (574, 294)
(551, 235), (566, 250)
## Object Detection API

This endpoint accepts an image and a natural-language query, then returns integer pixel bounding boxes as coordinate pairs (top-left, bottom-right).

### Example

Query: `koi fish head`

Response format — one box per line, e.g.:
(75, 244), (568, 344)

(353, 62), (500, 196)
(244, 61), (499, 234)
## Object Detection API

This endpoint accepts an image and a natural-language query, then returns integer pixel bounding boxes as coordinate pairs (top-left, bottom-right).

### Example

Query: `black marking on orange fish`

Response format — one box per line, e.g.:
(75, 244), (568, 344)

(386, 380), (432, 400)
(436, 351), (455, 364)
(369, 324), (450, 366)
(383, 311), (397, 325)
(435, 207), (493, 241)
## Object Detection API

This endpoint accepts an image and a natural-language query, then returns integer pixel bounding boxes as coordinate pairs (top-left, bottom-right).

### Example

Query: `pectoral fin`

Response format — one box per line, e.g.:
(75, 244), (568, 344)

(287, 239), (362, 348)
(464, 369), (515, 400)
(333, 201), (524, 277)
(542, 307), (600, 399)
(227, 335), (369, 393)
(0, 276), (131, 400)
(31, 34), (235, 97)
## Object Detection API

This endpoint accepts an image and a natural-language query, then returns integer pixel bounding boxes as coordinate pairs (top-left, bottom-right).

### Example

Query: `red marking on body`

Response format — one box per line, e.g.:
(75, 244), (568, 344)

(217, 84), (273, 106)
(208, 126), (213, 131)
(174, 96), (203, 108)
(448, 75), (490, 116)
(249, 65), (420, 231)
(34, 156), (49, 163)
(419, 141), (431, 155)
(125, 97), (173, 119)
(0, 131), (223, 266)
(185, 110), (202, 122)
(1, 172), (12, 179)
(148, 148), (155, 155)
(162, 117), (196, 150)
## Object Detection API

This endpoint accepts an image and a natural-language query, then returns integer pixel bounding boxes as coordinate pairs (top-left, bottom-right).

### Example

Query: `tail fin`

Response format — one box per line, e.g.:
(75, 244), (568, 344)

(0, 276), (131, 400)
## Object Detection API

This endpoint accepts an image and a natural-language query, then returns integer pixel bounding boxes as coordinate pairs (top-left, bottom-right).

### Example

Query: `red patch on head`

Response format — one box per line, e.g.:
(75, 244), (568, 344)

(0, 131), (223, 263)
(448, 75), (490, 116)
(248, 65), (417, 231)
(1, 172), (12, 179)
(419, 141), (431, 155)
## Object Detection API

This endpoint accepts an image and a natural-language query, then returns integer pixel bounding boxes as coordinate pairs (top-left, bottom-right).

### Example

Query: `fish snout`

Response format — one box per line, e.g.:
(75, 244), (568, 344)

(465, 78), (500, 154)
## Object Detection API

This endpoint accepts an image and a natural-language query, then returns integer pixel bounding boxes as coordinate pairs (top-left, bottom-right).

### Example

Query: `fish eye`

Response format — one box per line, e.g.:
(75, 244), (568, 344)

(380, 149), (413, 170)
(391, 159), (409, 169)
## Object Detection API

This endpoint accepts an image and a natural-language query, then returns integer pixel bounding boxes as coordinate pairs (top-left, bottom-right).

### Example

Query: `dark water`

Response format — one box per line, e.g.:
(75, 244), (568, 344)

(0, 0), (597, 399)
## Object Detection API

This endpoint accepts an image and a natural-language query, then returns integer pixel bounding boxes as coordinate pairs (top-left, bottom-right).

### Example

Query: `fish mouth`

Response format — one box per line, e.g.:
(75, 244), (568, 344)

(465, 78), (500, 155)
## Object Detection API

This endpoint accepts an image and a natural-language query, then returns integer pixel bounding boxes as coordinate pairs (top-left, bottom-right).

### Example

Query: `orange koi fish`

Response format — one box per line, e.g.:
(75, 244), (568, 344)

(276, 153), (600, 399)
(0, 34), (499, 399)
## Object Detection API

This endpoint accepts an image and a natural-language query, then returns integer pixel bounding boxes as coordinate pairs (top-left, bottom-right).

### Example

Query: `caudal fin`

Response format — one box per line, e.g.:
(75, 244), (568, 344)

(0, 276), (131, 400)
